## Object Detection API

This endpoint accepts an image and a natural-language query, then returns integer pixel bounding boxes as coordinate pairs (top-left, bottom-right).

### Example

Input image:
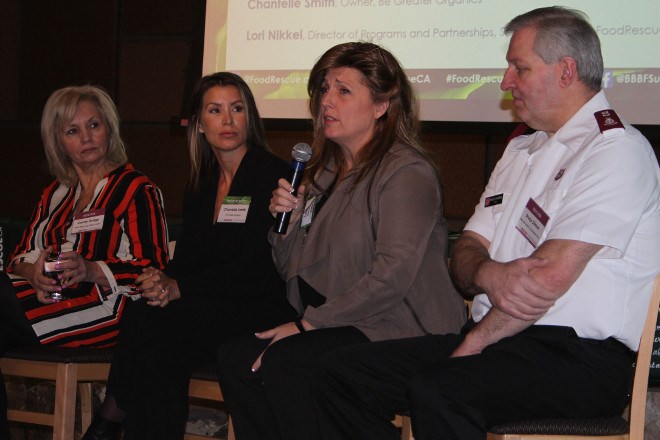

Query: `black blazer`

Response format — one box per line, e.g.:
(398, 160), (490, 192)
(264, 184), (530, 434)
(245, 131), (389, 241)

(165, 148), (289, 304)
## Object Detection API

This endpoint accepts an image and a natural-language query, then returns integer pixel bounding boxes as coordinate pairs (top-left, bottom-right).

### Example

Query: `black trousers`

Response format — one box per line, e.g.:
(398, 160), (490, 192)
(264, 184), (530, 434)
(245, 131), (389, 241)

(1, 272), (40, 439)
(314, 325), (635, 440)
(107, 296), (296, 440)
(0, 272), (39, 355)
(216, 326), (369, 440)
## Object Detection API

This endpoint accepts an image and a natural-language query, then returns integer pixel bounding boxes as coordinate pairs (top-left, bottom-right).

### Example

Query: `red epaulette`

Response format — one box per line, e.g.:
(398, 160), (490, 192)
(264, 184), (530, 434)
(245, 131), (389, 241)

(594, 109), (625, 134)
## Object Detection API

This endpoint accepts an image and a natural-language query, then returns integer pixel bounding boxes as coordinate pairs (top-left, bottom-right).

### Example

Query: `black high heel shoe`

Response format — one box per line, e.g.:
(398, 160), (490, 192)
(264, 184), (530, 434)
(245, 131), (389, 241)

(82, 414), (123, 440)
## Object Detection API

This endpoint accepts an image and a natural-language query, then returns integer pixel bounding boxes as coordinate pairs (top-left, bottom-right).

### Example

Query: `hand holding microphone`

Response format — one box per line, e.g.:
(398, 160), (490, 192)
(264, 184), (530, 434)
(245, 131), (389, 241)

(273, 143), (312, 234)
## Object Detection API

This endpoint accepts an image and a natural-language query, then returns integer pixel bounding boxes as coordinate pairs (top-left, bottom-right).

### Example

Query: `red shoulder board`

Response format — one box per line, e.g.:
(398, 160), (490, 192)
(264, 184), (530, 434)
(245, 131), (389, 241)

(594, 109), (624, 134)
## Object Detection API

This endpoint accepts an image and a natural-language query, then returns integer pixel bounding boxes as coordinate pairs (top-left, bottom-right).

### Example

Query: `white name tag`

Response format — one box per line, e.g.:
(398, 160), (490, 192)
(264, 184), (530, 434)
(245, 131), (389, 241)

(69, 209), (105, 234)
(217, 196), (251, 223)
(300, 196), (316, 228)
(516, 198), (549, 248)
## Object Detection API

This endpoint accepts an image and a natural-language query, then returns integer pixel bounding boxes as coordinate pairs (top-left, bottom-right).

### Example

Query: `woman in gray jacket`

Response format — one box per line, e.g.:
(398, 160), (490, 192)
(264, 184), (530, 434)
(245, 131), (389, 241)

(216, 42), (467, 440)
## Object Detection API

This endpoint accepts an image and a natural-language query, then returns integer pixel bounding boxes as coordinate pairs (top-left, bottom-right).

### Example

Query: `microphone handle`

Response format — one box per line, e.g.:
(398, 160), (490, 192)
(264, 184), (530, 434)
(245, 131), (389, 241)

(274, 160), (306, 234)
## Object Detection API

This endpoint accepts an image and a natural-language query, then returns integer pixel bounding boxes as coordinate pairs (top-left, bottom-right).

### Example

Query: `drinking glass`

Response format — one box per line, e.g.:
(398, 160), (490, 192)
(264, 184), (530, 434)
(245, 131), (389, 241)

(42, 240), (71, 301)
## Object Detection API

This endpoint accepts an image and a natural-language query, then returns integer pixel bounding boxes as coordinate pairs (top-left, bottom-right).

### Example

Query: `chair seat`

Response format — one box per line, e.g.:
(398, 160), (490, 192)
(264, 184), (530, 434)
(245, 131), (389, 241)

(4, 345), (114, 363)
(489, 417), (629, 436)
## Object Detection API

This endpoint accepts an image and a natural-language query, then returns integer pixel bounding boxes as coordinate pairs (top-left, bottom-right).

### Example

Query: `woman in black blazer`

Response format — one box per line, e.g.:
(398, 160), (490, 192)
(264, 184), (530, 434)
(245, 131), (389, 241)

(82, 72), (297, 440)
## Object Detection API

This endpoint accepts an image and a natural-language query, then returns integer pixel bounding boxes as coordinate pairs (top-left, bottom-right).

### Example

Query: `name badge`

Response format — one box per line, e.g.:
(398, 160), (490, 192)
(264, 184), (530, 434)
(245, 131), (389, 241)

(217, 196), (251, 223)
(515, 198), (549, 248)
(485, 193), (503, 207)
(300, 196), (316, 228)
(69, 208), (105, 234)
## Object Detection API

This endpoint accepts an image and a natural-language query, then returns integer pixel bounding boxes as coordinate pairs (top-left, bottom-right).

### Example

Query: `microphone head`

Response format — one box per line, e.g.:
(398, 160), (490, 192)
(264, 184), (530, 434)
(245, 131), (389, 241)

(292, 143), (312, 163)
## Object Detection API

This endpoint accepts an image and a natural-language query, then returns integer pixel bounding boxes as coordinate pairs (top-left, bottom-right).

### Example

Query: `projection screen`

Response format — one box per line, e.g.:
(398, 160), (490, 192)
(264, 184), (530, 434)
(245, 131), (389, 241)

(202, 0), (660, 124)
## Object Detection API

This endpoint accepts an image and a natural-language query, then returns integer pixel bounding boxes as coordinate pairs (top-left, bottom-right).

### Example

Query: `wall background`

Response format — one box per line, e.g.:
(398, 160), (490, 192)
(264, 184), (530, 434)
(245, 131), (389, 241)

(1, 0), (658, 235)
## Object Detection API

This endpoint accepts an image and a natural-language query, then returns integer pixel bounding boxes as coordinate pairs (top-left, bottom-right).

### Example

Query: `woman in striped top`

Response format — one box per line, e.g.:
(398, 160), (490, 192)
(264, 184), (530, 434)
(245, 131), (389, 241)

(0, 84), (168, 349)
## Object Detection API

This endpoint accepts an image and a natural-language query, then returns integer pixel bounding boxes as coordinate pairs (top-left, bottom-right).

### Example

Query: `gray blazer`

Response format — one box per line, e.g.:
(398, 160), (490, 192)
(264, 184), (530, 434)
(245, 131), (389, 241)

(270, 143), (466, 341)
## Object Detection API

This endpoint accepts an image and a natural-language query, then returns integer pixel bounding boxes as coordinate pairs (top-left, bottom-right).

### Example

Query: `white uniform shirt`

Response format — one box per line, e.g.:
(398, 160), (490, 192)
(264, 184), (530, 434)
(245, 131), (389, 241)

(466, 91), (660, 350)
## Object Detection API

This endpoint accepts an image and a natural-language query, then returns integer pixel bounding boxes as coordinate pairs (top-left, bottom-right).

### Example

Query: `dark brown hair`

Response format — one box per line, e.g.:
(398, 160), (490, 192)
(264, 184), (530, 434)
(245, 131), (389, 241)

(187, 72), (268, 191)
(307, 42), (436, 190)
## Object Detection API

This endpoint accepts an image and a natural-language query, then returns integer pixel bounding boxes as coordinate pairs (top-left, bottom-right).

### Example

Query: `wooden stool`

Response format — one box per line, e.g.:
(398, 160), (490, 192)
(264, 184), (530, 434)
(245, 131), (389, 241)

(1, 345), (113, 440)
(187, 362), (235, 440)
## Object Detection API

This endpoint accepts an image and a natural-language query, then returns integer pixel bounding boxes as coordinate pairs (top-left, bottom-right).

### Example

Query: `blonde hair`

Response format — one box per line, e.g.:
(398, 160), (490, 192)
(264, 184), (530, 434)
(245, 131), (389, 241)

(41, 85), (127, 186)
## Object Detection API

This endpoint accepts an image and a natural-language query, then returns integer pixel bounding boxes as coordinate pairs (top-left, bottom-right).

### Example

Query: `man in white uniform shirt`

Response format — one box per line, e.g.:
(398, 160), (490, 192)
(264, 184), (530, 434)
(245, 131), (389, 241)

(311, 6), (660, 440)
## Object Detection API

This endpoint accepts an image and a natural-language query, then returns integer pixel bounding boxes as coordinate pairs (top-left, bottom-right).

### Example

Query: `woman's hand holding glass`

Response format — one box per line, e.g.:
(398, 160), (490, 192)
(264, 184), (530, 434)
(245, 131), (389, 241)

(269, 178), (306, 229)
(135, 267), (181, 307)
(15, 245), (115, 303)
(52, 250), (93, 287)
(16, 246), (63, 303)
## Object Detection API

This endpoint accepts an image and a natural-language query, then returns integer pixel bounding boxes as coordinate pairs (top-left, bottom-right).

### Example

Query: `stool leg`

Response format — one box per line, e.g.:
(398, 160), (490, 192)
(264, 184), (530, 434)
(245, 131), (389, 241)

(79, 382), (94, 433)
(400, 415), (414, 440)
(54, 363), (77, 440)
(227, 415), (235, 440)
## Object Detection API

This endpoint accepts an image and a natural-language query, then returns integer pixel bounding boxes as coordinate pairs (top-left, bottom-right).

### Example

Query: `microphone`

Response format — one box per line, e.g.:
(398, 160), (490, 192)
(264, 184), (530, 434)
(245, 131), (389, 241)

(274, 142), (312, 234)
